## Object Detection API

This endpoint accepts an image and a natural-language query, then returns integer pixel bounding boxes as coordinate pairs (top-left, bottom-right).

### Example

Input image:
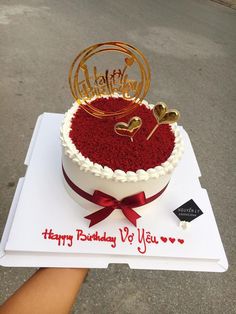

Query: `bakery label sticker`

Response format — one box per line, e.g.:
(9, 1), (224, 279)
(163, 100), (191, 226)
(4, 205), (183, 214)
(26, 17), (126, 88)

(173, 199), (203, 222)
(41, 227), (185, 255)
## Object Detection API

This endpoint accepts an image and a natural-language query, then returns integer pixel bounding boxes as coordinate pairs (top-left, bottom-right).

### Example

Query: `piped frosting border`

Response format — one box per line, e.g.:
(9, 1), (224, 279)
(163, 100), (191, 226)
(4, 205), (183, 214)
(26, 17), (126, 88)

(60, 99), (184, 182)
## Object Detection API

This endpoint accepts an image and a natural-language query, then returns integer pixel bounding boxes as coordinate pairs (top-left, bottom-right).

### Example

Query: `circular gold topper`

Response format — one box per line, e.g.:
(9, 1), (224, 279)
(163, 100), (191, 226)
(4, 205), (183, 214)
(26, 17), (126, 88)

(69, 42), (151, 118)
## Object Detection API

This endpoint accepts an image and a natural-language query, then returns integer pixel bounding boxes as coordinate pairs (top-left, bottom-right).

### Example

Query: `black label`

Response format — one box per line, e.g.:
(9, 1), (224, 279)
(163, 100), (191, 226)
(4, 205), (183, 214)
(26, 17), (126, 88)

(173, 199), (203, 222)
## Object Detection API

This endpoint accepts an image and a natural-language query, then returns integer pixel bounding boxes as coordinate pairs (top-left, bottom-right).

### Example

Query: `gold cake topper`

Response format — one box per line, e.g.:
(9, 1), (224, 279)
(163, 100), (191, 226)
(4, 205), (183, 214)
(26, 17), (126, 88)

(114, 116), (142, 142)
(147, 102), (180, 140)
(69, 41), (151, 118)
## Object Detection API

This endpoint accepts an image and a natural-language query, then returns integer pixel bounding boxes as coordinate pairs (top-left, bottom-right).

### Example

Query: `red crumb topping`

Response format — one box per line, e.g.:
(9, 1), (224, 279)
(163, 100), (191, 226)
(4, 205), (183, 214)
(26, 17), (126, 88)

(69, 97), (175, 172)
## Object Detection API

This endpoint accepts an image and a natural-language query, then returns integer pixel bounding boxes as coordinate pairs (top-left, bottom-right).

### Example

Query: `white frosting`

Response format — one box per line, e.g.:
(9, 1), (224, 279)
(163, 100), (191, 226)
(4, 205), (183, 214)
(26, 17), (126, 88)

(60, 100), (184, 183)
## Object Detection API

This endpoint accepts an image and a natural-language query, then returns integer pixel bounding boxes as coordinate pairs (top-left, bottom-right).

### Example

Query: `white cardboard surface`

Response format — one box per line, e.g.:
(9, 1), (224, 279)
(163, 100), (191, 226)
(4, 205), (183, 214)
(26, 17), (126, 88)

(0, 113), (228, 271)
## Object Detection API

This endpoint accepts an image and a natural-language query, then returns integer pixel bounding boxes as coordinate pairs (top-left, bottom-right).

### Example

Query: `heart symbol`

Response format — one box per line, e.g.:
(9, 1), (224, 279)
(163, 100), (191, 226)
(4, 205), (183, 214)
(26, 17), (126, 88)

(125, 57), (134, 67)
(147, 102), (180, 140)
(160, 236), (167, 243)
(153, 102), (180, 125)
(178, 239), (184, 244)
(169, 237), (176, 244)
(115, 116), (142, 141)
(153, 102), (167, 121)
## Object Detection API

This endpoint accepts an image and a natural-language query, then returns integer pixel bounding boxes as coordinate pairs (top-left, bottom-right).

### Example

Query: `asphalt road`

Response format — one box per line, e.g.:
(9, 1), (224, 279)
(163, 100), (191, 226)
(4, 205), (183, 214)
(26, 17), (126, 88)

(0, 0), (236, 313)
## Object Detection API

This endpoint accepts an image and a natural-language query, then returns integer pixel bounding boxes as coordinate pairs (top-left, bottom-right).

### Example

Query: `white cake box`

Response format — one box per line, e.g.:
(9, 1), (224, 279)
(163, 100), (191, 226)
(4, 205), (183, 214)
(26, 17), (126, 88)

(0, 113), (228, 272)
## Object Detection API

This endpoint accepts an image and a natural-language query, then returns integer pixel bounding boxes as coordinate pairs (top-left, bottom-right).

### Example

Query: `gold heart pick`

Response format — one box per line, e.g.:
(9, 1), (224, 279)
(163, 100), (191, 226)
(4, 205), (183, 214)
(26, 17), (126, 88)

(147, 102), (180, 140)
(115, 116), (142, 142)
(153, 102), (167, 121)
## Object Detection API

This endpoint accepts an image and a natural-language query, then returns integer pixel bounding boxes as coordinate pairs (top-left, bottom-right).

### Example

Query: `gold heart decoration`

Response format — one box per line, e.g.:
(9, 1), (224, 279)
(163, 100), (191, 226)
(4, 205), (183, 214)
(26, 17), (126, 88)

(125, 57), (134, 67)
(153, 102), (167, 121)
(147, 102), (180, 140)
(115, 116), (142, 142)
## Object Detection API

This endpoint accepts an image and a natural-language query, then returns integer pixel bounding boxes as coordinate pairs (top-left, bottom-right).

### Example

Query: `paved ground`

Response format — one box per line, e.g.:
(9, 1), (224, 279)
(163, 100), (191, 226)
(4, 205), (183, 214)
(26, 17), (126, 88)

(212, 0), (236, 9)
(0, 0), (236, 313)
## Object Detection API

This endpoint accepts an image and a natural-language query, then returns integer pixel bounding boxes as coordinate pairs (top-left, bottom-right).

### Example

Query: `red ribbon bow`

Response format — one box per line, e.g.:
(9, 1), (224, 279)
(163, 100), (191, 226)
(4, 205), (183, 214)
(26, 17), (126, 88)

(62, 165), (169, 228)
(85, 190), (146, 227)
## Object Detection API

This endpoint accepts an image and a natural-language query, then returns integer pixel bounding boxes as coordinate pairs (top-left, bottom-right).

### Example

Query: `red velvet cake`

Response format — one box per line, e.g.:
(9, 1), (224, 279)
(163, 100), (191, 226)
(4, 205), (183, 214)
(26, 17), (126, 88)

(60, 41), (184, 227)
(69, 97), (175, 172)
(61, 96), (184, 226)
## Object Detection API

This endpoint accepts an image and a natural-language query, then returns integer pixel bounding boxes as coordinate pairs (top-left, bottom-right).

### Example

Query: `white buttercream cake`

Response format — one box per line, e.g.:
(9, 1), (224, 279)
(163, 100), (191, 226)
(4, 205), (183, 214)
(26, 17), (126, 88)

(60, 96), (184, 224)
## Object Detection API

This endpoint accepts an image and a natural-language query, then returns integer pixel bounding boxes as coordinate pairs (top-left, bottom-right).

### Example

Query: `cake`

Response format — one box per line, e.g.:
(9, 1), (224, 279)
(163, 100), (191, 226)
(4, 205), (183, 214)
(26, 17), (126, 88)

(60, 42), (184, 227)
(61, 96), (184, 226)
